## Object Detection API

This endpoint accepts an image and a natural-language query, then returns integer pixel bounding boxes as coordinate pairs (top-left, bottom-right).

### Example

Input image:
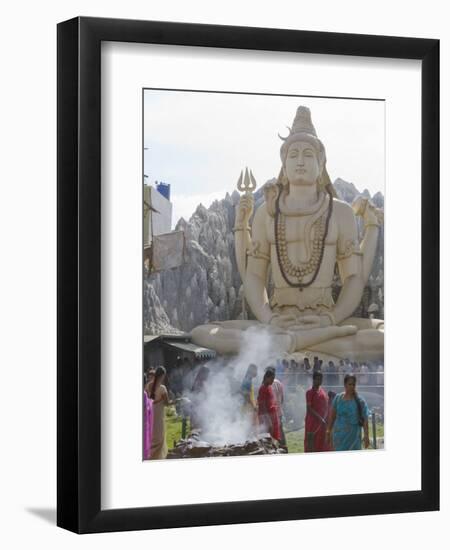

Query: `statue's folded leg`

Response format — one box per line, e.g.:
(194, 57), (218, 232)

(191, 321), (295, 354)
(340, 317), (384, 331)
(290, 325), (358, 353)
(191, 322), (359, 356)
(191, 322), (293, 355)
(191, 324), (239, 355)
(304, 328), (384, 362)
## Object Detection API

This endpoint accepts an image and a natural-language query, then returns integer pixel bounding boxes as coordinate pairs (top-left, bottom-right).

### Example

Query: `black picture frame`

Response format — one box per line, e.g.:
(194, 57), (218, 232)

(57, 16), (439, 534)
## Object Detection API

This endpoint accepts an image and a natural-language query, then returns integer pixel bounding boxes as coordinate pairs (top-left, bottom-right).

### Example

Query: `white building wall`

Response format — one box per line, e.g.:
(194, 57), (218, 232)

(150, 186), (172, 235)
(144, 184), (173, 244)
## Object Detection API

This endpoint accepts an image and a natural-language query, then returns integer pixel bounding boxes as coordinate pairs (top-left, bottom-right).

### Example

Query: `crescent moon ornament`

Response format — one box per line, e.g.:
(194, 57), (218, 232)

(278, 126), (292, 141)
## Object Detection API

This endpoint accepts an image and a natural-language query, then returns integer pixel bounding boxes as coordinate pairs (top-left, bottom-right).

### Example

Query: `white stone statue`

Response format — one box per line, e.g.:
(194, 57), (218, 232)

(191, 106), (384, 361)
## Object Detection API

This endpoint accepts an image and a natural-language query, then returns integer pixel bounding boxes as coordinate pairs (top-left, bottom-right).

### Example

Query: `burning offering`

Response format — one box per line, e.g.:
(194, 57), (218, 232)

(168, 430), (286, 459)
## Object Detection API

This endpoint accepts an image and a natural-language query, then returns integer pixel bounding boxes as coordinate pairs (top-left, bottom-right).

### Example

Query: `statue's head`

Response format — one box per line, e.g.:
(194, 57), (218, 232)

(264, 106), (334, 216)
(279, 106), (327, 189)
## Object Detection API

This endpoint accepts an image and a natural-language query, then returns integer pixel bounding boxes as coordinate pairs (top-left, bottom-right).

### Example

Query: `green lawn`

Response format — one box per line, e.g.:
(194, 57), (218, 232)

(376, 423), (384, 437)
(285, 428), (305, 453)
(286, 422), (383, 453)
(165, 406), (183, 450)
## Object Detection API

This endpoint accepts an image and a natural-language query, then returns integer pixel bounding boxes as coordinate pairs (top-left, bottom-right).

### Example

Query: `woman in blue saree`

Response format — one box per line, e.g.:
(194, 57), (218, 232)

(326, 374), (370, 451)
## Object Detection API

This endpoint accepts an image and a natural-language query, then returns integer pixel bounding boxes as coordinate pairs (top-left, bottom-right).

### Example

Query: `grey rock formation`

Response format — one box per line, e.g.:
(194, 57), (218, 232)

(333, 178), (384, 319)
(144, 178), (384, 334)
(333, 178), (361, 203)
(144, 195), (243, 335)
(143, 279), (183, 335)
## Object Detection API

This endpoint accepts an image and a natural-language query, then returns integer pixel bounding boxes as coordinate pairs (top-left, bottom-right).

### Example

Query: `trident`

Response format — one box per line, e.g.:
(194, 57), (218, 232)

(237, 167), (257, 196)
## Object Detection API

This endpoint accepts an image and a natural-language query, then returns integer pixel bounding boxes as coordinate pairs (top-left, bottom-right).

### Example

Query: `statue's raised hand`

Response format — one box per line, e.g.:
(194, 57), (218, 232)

(352, 196), (383, 227)
(235, 194), (254, 226)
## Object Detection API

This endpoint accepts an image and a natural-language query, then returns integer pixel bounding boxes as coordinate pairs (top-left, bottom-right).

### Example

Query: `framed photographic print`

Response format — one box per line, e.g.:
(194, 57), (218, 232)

(57, 17), (439, 533)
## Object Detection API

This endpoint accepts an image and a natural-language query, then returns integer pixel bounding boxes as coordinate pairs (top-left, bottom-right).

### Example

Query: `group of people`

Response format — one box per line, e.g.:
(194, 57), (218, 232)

(275, 357), (384, 389)
(143, 358), (373, 460)
(305, 371), (370, 451)
(240, 364), (371, 453)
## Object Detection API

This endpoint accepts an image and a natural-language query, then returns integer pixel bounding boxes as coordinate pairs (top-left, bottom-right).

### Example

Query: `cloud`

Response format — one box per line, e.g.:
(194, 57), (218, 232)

(144, 90), (385, 200)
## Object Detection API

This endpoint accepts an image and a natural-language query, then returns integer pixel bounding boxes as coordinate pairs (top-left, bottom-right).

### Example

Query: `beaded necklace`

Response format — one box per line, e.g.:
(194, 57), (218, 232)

(274, 184), (333, 290)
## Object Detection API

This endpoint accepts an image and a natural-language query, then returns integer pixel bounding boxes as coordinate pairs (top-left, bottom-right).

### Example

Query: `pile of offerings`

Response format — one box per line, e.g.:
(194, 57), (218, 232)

(167, 430), (287, 459)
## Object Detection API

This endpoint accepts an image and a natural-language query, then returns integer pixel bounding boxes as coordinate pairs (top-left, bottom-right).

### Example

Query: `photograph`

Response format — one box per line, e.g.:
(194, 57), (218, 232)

(142, 91), (385, 460)
(54, 11), (439, 535)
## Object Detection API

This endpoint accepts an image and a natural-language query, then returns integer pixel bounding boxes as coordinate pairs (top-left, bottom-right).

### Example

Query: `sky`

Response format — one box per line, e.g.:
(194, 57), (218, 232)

(143, 90), (385, 228)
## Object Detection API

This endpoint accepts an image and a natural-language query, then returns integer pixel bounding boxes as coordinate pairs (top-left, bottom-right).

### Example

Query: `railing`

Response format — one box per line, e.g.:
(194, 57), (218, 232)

(279, 370), (385, 392)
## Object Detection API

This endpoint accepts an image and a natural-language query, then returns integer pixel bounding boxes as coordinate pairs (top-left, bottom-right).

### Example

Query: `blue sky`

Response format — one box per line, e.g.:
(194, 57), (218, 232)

(144, 90), (384, 227)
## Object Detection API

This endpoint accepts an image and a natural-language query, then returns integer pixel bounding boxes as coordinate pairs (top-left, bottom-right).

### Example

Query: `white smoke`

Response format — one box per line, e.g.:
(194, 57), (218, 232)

(229, 325), (285, 379)
(185, 327), (284, 444)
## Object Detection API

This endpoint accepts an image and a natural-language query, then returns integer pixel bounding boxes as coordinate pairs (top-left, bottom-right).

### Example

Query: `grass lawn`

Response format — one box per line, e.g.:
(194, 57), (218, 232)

(165, 407), (184, 450)
(286, 422), (384, 453)
(375, 423), (384, 437)
(286, 428), (305, 453)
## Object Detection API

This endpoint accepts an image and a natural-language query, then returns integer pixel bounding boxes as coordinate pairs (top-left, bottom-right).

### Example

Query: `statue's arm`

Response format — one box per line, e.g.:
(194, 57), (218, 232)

(358, 202), (381, 284)
(334, 273), (364, 324)
(333, 202), (365, 324)
(234, 195), (253, 282)
(244, 206), (273, 324)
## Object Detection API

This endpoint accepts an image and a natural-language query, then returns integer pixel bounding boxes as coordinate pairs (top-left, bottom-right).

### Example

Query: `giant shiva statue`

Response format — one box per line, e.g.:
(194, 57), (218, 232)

(191, 106), (383, 362)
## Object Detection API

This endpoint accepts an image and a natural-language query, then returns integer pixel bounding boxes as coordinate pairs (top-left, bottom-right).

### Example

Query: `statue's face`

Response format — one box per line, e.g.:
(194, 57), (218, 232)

(284, 141), (320, 187)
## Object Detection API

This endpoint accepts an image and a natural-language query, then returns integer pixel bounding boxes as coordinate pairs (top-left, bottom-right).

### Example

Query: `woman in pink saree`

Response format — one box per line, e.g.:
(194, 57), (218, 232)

(143, 370), (155, 459)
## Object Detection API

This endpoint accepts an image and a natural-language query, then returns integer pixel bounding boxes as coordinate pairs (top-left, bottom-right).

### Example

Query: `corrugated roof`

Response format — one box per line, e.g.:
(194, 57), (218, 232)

(144, 335), (161, 343)
(166, 341), (217, 359)
(143, 333), (187, 344)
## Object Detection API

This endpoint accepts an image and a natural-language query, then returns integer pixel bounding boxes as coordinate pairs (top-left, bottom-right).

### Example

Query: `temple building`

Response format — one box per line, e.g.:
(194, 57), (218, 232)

(144, 181), (173, 245)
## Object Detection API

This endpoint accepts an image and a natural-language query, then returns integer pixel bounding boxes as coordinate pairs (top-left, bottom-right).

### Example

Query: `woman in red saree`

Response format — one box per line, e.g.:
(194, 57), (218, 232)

(257, 368), (281, 442)
(304, 371), (330, 452)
